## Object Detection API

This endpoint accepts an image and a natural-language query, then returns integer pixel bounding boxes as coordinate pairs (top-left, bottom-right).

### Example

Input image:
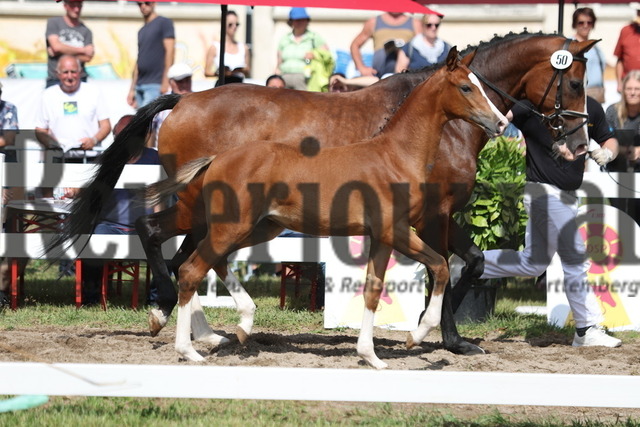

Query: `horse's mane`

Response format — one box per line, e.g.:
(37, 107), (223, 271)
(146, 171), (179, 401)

(399, 30), (561, 77)
(374, 30), (563, 135)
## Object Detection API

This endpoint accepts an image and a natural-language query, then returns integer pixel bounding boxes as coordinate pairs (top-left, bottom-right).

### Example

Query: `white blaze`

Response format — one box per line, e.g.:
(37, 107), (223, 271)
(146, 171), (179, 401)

(468, 72), (508, 128)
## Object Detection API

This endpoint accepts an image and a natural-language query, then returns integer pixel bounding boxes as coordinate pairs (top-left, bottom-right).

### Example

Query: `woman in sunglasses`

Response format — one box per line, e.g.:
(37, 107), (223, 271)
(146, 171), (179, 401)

(395, 13), (450, 73)
(573, 7), (606, 103)
(204, 10), (250, 85)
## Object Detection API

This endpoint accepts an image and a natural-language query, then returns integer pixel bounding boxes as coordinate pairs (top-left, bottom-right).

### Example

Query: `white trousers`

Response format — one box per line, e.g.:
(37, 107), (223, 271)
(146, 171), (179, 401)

(481, 182), (602, 327)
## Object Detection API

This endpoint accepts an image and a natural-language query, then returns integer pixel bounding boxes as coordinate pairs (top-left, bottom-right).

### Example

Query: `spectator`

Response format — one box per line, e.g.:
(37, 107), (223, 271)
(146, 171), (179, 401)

(82, 115), (162, 306)
(0, 82), (19, 309)
(350, 12), (422, 77)
(127, 1), (175, 109)
(35, 55), (111, 165)
(204, 10), (250, 86)
(328, 73), (379, 93)
(275, 8), (329, 91)
(0, 82), (18, 164)
(148, 63), (193, 148)
(572, 7), (607, 104)
(265, 74), (286, 88)
(605, 70), (640, 223)
(395, 13), (450, 73)
(479, 97), (621, 348)
(46, 0), (94, 88)
(0, 81), (23, 206)
(613, 4), (640, 93)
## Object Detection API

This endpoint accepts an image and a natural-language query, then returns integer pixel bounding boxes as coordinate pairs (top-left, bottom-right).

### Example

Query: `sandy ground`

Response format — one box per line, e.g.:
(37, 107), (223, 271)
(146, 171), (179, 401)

(1, 324), (639, 423)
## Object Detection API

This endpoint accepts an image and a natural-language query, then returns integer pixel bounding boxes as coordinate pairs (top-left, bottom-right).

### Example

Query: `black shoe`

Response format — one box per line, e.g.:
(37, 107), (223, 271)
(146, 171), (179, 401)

(0, 290), (10, 310)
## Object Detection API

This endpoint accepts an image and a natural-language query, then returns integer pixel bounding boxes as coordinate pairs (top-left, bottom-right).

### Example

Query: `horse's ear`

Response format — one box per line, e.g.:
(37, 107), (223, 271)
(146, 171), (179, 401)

(573, 38), (599, 56)
(461, 49), (478, 67)
(446, 46), (459, 71)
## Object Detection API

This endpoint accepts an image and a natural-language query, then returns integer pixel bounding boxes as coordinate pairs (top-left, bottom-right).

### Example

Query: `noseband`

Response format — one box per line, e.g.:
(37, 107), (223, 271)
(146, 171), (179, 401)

(467, 39), (588, 142)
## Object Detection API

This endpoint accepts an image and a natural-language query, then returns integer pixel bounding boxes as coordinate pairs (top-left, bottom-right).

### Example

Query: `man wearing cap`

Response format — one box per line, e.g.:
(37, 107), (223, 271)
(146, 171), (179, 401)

(166, 63), (193, 95)
(614, 4), (640, 93)
(127, 1), (175, 109)
(147, 63), (192, 148)
(46, 0), (94, 88)
(349, 12), (423, 78)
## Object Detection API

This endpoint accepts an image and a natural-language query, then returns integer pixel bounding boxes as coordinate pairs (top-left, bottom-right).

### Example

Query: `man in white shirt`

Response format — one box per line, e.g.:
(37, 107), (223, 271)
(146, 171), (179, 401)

(35, 54), (111, 163)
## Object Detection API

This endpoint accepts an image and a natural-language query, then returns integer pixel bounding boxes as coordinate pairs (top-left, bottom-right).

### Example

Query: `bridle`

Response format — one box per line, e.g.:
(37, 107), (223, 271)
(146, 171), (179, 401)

(468, 39), (589, 142)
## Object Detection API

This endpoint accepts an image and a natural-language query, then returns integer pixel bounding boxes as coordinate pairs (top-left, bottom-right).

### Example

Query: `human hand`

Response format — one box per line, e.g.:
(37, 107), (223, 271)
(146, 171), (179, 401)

(590, 147), (614, 166)
(357, 66), (377, 77)
(126, 90), (137, 108)
(78, 136), (97, 150)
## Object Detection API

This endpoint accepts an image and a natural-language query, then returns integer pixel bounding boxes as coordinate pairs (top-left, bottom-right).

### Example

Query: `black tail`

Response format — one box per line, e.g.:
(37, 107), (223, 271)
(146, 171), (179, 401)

(46, 93), (182, 257)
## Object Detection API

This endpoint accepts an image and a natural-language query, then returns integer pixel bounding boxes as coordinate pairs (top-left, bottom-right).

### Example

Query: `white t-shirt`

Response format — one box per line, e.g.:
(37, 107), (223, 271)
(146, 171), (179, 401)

(214, 41), (247, 72)
(35, 83), (109, 157)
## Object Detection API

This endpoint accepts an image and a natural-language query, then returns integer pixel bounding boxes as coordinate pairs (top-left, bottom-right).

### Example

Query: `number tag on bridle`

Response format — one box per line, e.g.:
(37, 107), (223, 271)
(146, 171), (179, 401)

(550, 50), (573, 70)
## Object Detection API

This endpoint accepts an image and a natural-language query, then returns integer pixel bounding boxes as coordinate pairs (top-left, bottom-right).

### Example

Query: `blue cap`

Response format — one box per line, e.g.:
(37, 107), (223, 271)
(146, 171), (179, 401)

(289, 7), (310, 20)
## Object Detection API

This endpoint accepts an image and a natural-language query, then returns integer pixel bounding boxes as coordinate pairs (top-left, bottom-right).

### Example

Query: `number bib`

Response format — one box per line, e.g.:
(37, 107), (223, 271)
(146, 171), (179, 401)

(550, 50), (573, 70)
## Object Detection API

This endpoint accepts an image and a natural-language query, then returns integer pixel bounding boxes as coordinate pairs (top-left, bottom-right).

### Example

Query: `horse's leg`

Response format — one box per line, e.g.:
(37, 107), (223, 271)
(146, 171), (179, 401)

(167, 227), (229, 347)
(388, 233), (448, 350)
(136, 205), (183, 336)
(438, 219), (485, 355)
(190, 288), (230, 348)
(208, 219), (285, 344)
(448, 219), (485, 311)
(175, 238), (219, 362)
(356, 241), (393, 369)
(416, 215), (485, 356)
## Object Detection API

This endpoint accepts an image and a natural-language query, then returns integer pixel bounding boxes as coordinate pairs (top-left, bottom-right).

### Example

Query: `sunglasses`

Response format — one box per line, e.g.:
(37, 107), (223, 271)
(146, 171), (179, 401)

(424, 23), (440, 29)
(577, 20), (593, 26)
(227, 22), (240, 28)
(137, 2), (152, 6)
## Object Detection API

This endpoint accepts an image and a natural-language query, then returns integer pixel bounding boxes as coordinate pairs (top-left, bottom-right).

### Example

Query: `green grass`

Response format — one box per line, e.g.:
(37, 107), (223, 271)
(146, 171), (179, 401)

(1, 396), (639, 426)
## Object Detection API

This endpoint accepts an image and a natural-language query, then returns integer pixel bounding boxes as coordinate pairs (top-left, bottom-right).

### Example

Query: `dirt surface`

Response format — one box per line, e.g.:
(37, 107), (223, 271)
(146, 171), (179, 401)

(2, 324), (639, 423)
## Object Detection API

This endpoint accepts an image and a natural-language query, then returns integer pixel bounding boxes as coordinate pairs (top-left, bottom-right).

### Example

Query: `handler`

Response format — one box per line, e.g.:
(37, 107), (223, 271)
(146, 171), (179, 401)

(479, 96), (621, 348)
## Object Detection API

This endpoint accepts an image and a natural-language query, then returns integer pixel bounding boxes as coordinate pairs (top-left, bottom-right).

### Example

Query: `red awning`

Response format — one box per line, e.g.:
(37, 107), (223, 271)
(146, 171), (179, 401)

(83, 0), (437, 15)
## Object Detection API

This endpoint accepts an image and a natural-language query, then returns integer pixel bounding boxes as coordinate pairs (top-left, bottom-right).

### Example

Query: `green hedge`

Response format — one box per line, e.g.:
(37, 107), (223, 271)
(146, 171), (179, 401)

(455, 136), (528, 251)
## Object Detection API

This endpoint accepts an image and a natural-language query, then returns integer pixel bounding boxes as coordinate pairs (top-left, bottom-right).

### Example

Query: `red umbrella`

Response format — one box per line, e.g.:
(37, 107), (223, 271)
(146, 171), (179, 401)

(153, 0), (435, 14)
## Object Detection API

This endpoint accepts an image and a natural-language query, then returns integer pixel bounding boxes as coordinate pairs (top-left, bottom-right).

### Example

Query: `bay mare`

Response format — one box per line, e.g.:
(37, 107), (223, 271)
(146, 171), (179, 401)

(147, 49), (507, 367)
(49, 32), (597, 356)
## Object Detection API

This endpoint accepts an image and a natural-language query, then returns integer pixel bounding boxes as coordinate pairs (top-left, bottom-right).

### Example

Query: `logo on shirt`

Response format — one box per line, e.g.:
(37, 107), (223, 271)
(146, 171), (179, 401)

(63, 101), (78, 115)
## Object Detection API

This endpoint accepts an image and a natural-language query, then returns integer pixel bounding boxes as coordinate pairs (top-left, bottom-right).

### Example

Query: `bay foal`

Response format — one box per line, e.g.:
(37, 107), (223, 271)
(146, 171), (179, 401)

(150, 48), (507, 368)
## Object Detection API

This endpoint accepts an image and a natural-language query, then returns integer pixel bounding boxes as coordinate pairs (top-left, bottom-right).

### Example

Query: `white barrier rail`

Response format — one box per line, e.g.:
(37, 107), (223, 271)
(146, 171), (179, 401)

(2, 362), (640, 407)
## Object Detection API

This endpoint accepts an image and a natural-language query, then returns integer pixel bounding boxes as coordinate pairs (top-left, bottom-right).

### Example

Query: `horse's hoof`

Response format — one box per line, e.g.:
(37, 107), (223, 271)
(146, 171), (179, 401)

(148, 308), (168, 337)
(176, 343), (205, 362)
(357, 349), (388, 370)
(406, 332), (418, 350)
(236, 327), (250, 345)
(197, 334), (231, 349)
(446, 340), (486, 356)
(365, 357), (388, 370)
(177, 350), (205, 362)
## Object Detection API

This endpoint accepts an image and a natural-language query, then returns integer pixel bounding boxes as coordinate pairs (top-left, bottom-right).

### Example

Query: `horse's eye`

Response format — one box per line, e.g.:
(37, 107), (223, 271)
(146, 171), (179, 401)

(569, 80), (583, 91)
(460, 84), (472, 93)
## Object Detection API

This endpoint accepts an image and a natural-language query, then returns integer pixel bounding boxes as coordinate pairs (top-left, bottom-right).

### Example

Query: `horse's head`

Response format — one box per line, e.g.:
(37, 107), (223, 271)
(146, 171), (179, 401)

(443, 47), (508, 138)
(521, 37), (599, 161)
